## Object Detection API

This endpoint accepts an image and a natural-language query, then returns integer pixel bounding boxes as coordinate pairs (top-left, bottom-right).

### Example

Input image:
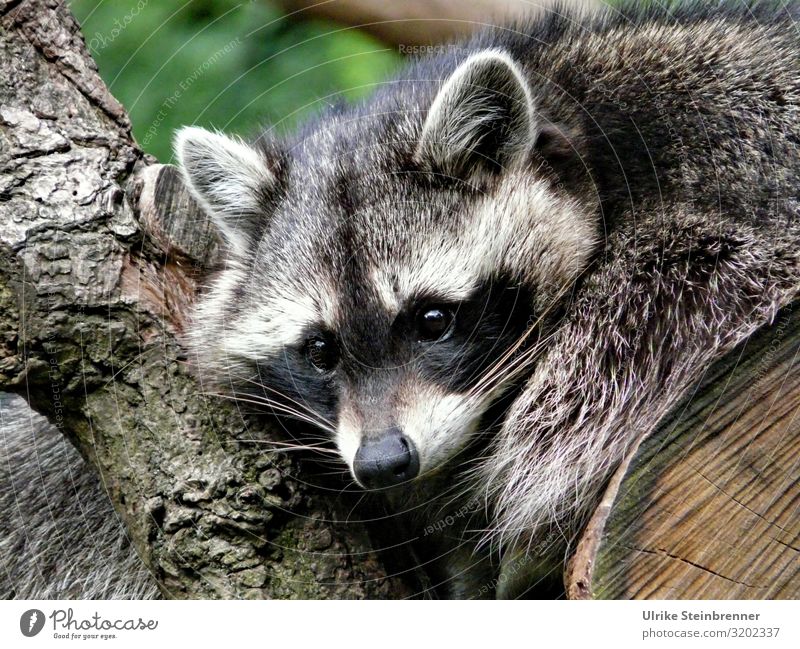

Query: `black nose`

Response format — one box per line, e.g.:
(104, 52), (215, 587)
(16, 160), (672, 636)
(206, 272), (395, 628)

(353, 428), (420, 489)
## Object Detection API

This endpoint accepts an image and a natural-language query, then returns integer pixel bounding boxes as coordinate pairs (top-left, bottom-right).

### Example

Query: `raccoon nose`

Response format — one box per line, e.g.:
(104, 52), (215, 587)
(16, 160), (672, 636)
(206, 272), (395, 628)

(353, 428), (419, 489)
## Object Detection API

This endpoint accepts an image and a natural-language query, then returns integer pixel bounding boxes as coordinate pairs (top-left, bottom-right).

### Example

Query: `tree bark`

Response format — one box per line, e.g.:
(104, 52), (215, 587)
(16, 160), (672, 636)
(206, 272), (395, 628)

(0, 0), (412, 599)
(275, 0), (600, 48)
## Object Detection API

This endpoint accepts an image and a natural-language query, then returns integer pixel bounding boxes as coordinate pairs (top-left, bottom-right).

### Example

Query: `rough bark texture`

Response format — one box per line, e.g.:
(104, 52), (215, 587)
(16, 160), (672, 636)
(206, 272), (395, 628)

(0, 0), (412, 599)
(566, 302), (800, 599)
(276, 0), (600, 47)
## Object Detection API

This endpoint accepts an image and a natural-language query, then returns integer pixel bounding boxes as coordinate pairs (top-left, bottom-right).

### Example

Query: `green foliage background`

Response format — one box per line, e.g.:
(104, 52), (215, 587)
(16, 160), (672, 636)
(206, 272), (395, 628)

(69, 0), (402, 162)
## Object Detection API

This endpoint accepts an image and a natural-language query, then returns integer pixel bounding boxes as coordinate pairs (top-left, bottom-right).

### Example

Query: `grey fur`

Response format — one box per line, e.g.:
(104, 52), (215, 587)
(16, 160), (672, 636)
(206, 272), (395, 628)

(4, 0), (800, 598)
(0, 393), (158, 599)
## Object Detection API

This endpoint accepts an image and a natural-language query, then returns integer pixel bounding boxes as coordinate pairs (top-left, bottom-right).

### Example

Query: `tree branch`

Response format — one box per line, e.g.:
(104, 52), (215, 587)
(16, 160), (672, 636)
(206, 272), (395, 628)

(0, 0), (411, 599)
(275, 0), (600, 47)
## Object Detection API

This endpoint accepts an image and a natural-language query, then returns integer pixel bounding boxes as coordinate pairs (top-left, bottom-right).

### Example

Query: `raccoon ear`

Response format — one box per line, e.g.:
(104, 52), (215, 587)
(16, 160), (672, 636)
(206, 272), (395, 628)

(174, 126), (276, 256)
(415, 50), (536, 177)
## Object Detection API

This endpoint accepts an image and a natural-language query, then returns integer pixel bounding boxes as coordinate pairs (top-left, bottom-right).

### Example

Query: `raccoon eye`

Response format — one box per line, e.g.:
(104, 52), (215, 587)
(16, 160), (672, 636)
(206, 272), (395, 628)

(305, 334), (339, 372)
(417, 307), (454, 341)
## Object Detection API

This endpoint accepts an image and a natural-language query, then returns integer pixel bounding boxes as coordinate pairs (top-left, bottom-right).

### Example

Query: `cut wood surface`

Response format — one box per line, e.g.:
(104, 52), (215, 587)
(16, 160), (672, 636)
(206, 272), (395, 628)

(566, 302), (800, 599)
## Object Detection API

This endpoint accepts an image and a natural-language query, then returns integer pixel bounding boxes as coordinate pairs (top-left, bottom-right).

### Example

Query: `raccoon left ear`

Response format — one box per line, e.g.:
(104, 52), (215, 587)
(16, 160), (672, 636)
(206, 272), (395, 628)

(415, 50), (536, 178)
(174, 126), (276, 256)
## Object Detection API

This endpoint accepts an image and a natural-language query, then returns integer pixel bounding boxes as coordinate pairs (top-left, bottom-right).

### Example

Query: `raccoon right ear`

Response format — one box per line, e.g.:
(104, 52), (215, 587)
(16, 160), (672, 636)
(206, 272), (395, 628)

(174, 126), (276, 256)
(415, 50), (536, 178)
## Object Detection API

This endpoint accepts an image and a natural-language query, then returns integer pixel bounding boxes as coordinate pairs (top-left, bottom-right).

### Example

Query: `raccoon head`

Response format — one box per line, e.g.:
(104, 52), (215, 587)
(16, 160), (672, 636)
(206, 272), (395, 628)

(176, 50), (598, 490)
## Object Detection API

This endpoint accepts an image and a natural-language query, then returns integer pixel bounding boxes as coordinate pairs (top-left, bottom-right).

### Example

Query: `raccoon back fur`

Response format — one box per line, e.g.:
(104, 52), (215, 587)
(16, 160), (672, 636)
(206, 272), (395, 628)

(5, 1), (800, 599)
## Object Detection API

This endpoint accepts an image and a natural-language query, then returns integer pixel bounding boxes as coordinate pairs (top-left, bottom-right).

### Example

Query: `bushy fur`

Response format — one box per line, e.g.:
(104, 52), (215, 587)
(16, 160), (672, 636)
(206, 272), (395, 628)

(3, 0), (800, 599)
(0, 394), (158, 599)
(466, 0), (800, 577)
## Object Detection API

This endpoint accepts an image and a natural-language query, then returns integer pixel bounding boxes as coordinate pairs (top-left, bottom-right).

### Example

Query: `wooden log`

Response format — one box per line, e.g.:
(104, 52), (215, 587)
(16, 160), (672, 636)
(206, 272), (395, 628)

(276, 0), (600, 47)
(566, 302), (800, 599)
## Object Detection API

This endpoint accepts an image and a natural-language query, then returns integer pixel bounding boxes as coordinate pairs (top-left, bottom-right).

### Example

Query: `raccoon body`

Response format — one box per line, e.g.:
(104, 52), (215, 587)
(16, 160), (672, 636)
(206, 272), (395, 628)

(4, 1), (800, 599)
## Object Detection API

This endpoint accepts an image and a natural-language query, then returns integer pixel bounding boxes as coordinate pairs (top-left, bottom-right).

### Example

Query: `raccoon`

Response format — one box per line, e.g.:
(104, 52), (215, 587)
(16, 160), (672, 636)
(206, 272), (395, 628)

(3, 0), (800, 599)
(173, 0), (800, 598)
(171, 1), (800, 598)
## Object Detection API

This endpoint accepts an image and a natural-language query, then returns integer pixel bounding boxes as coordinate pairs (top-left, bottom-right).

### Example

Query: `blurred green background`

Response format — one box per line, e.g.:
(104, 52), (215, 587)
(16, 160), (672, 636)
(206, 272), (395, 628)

(68, 0), (402, 161)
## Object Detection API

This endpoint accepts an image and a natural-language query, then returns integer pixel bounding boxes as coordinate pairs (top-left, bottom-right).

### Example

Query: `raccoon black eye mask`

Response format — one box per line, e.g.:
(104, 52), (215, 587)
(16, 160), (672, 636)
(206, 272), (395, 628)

(304, 331), (338, 373)
(175, 2), (800, 598)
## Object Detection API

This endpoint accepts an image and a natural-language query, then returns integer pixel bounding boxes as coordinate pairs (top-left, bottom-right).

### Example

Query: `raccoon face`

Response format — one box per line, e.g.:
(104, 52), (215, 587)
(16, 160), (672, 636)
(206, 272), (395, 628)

(177, 50), (597, 490)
